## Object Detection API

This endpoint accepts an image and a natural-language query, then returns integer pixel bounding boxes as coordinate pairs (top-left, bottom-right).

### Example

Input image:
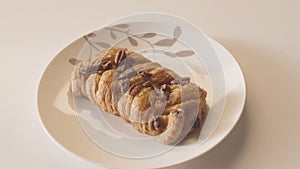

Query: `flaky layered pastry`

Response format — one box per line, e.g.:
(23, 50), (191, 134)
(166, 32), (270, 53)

(71, 47), (208, 144)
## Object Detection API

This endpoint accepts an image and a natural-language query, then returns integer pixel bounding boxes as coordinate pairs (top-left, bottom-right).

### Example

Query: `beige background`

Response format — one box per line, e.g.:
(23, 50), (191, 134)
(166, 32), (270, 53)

(0, 0), (299, 169)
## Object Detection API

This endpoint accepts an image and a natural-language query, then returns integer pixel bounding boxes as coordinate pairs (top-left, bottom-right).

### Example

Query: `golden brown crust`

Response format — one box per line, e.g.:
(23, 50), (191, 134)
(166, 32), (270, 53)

(71, 47), (208, 144)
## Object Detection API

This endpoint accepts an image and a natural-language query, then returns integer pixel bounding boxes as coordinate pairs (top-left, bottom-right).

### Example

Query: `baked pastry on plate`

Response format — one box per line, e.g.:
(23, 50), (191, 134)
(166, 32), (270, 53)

(71, 47), (208, 144)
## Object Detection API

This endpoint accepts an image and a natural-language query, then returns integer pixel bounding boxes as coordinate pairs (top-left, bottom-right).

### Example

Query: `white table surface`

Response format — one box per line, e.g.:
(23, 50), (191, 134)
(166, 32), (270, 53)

(1, 0), (299, 169)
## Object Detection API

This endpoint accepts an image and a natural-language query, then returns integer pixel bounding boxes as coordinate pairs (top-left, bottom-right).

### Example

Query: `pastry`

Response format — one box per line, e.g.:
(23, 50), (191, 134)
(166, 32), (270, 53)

(71, 47), (208, 144)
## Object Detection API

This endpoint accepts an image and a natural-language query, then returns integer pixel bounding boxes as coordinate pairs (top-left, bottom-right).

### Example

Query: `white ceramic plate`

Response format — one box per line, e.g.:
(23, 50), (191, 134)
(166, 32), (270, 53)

(73, 19), (226, 158)
(37, 13), (245, 169)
